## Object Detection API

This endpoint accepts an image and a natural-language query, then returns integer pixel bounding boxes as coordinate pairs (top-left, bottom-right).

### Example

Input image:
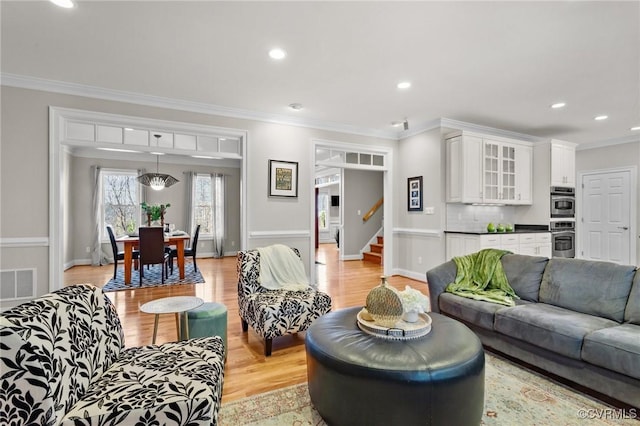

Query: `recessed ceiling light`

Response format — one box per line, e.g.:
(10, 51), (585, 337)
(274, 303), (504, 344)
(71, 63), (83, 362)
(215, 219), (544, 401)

(397, 81), (411, 90)
(289, 103), (303, 111)
(594, 115), (608, 121)
(391, 121), (404, 127)
(551, 102), (566, 109)
(50, 0), (74, 8)
(269, 48), (287, 60)
(630, 126), (640, 131)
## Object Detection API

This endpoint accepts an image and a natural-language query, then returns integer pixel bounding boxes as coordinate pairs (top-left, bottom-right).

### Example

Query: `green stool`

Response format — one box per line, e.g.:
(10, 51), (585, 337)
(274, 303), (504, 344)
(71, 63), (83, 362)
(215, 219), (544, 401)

(183, 302), (228, 356)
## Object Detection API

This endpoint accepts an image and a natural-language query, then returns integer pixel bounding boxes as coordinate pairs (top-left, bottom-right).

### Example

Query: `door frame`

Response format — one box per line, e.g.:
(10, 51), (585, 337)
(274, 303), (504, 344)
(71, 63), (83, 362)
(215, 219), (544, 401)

(576, 166), (637, 264)
(310, 139), (393, 285)
(48, 107), (248, 291)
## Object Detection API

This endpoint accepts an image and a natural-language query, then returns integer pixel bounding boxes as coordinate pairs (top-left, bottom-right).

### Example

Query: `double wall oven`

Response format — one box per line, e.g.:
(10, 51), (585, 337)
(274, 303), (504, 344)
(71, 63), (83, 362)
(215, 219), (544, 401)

(550, 186), (575, 258)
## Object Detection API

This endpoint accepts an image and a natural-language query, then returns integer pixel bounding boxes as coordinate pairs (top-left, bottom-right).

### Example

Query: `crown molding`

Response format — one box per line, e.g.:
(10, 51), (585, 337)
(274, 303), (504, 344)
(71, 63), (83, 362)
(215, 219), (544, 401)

(1, 73), (399, 141)
(576, 134), (640, 151)
(438, 118), (541, 142)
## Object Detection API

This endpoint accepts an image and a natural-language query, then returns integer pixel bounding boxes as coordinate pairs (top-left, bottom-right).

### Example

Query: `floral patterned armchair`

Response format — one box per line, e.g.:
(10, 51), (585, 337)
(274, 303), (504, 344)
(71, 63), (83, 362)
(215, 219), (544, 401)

(237, 248), (332, 356)
(0, 284), (225, 426)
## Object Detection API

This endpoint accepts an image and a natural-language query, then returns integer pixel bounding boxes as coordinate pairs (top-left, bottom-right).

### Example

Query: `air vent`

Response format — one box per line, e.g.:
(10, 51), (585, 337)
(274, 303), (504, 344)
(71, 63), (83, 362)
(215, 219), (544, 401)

(1, 269), (36, 301)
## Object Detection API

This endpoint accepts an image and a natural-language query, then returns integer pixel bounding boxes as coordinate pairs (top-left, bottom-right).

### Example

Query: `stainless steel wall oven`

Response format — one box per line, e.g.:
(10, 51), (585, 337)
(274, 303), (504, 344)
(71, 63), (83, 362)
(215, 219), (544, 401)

(550, 186), (575, 218)
(550, 221), (575, 258)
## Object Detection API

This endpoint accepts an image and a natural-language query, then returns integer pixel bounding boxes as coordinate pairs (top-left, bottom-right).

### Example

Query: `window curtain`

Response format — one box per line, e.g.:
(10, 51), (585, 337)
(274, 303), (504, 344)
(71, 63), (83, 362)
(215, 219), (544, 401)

(91, 166), (109, 265)
(184, 172), (195, 235)
(139, 168), (146, 226)
(211, 173), (225, 258)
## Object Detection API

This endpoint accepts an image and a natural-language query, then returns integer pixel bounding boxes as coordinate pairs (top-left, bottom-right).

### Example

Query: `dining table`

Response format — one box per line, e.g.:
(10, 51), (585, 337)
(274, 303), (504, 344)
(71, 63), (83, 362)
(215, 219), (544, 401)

(117, 232), (191, 285)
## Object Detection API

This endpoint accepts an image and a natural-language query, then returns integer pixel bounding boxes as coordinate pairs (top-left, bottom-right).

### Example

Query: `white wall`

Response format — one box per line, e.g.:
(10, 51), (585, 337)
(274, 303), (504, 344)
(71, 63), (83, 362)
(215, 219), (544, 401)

(393, 128), (446, 281)
(342, 169), (383, 257)
(67, 155), (242, 266)
(0, 85), (396, 308)
(576, 141), (640, 266)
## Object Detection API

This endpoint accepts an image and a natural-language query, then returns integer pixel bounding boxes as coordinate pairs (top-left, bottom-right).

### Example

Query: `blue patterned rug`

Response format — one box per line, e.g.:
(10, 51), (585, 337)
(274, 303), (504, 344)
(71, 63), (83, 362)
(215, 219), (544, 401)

(103, 262), (204, 292)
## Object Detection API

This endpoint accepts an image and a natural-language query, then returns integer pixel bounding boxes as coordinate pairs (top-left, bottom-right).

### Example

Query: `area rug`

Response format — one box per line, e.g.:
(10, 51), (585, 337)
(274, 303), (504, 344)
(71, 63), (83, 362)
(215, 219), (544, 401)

(102, 262), (204, 292)
(218, 353), (639, 425)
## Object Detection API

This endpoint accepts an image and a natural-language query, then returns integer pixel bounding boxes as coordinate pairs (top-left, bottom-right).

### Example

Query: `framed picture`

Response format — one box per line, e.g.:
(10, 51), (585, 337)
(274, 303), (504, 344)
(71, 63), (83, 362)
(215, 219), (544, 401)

(269, 160), (298, 197)
(408, 176), (423, 211)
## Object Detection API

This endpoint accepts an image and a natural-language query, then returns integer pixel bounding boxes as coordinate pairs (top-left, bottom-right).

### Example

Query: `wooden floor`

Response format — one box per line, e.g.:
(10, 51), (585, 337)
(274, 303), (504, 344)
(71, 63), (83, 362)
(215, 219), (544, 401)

(63, 243), (425, 403)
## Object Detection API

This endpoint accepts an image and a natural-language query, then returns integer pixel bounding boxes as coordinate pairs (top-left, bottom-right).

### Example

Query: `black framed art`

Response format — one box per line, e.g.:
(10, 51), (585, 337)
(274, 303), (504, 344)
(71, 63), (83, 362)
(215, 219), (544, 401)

(269, 160), (298, 197)
(408, 176), (423, 211)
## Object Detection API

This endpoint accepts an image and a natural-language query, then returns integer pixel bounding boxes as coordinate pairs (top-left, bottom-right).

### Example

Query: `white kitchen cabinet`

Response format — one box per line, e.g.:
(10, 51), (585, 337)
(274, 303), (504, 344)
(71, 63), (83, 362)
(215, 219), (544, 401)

(518, 233), (552, 257)
(514, 144), (532, 204)
(446, 232), (551, 259)
(446, 131), (532, 205)
(483, 139), (516, 203)
(446, 134), (483, 203)
(446, 233), (481, 260)
(551, 141), (576, 187)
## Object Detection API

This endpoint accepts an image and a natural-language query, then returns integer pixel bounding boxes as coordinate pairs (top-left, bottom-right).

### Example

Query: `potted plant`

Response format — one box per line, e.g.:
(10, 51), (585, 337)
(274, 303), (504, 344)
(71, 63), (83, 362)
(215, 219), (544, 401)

(141, 202), (170, 227)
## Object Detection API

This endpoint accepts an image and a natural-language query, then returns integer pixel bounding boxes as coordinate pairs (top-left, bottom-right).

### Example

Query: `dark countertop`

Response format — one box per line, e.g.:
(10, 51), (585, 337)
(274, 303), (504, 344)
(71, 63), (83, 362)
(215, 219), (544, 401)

(444, 224), (549, 235)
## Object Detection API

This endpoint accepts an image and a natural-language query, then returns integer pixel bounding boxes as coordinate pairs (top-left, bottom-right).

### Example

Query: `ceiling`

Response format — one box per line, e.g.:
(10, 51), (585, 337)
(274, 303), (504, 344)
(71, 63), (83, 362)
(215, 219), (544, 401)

(1, 1), (639, 147)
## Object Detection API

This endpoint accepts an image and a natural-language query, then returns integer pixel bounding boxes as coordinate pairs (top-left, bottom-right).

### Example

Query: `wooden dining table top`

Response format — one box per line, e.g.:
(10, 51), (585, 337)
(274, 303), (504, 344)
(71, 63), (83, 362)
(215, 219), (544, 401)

(116, 232), (191, 284)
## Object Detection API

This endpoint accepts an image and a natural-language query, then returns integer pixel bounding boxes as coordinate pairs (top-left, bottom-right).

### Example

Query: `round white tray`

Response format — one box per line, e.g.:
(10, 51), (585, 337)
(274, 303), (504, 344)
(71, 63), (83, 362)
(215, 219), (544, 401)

(356, 309), (432, 340)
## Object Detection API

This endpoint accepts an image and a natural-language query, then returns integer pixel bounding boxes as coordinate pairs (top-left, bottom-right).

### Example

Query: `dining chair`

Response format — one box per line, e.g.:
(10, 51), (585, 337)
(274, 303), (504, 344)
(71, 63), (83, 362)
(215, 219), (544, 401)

(138, 227), (171, 284)
(170, 224), (201, 272)
(106, 225), (139, 280)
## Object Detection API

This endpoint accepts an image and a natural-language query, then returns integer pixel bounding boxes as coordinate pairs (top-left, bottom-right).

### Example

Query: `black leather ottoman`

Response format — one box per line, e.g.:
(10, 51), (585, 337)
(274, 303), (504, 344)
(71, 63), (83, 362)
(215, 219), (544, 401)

(305, 307), (484, 426)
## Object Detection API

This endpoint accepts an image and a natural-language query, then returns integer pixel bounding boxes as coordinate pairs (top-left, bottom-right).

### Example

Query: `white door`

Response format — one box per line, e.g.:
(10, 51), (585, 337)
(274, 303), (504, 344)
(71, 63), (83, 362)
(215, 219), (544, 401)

(581, 170), (632, 264)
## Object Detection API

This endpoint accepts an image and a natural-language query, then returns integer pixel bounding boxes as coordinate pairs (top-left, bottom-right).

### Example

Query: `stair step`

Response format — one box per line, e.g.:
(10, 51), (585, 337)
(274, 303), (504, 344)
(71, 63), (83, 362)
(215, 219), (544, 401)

(363, 251), (382, 265)
(376, 236), (384, 244)
(370, 243), (383, 254)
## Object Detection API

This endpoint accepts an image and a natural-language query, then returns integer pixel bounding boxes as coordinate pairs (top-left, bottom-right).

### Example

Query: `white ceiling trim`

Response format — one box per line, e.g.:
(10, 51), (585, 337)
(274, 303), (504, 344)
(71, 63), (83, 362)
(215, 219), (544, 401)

(3, 72), (635, 149)
(1, 72), (399, 141)
(576, 135), (640, 151)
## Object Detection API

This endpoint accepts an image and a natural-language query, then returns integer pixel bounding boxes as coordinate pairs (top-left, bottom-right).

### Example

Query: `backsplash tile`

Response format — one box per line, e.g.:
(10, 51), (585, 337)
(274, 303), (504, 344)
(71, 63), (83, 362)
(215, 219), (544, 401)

(446, 204), (516, 233)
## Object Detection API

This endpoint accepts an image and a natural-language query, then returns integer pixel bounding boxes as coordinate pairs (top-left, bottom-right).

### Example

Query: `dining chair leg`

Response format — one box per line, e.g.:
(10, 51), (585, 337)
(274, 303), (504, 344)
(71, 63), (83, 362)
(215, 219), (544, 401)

(113, 260), (118, 280)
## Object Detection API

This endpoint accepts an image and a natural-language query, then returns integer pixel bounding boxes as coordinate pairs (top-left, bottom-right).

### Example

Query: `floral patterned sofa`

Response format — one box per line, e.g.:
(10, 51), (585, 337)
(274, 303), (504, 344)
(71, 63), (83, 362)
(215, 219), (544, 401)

(0, 284), (225, 426)
(237, 248), (332, 356)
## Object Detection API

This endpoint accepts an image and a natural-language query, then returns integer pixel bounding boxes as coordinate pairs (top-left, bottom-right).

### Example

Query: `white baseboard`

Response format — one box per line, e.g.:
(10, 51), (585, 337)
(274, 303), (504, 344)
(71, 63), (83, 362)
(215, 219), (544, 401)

(341, 254), (363, 261)
(64, 258), (92, 270)
(392, 268), (427, 282)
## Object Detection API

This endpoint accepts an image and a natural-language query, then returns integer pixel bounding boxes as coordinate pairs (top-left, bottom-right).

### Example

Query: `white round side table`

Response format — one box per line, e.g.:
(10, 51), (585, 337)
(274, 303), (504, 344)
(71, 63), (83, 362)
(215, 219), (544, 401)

(140, 296), (204, 344)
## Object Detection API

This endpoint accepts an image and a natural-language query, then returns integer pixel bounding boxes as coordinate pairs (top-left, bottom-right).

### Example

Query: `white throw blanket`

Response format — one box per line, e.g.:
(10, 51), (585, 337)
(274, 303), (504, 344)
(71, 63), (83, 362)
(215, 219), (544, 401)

(257, 244), (310, 291)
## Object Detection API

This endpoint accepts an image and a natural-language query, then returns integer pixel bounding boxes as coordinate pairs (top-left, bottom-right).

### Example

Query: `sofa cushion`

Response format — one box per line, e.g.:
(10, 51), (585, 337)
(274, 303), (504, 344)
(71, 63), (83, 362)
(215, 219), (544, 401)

(581, 324), (640, 380)
(539, 258), (636, 322)
(60, 337), (225, 425)
(625, 270), (640, 325)
(439, 293), (531, 330)
(494, 303), (619, 360)
(501, 254), (548, 302)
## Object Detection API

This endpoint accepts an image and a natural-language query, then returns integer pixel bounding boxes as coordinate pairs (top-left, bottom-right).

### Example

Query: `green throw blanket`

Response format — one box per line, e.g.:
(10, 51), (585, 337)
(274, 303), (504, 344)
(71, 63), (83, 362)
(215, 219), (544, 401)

(446, 249), (519, 306)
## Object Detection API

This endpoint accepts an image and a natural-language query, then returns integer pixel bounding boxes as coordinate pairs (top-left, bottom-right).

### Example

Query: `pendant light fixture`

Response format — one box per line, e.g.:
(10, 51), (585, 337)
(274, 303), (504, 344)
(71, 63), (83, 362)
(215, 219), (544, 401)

(137, 134), (179, 190)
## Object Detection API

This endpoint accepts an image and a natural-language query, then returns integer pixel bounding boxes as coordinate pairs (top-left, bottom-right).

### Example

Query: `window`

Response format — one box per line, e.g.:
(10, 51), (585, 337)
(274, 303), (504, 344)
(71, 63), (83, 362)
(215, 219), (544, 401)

(101, 169), (140, 237)
(193, 174), (213, 234)
(317, 192), (329, 230)
(192, 173), (225, 235)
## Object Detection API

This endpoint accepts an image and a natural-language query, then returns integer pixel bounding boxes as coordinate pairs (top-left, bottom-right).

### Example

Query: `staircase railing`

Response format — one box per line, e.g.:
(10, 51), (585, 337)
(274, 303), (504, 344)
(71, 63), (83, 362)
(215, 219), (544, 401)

(362, 197), (383, 223)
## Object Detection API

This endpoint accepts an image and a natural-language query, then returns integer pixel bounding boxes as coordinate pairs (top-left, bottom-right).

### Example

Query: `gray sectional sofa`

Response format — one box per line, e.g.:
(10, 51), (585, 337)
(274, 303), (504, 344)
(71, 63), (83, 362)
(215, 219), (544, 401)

(427, 254), (640, 408)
